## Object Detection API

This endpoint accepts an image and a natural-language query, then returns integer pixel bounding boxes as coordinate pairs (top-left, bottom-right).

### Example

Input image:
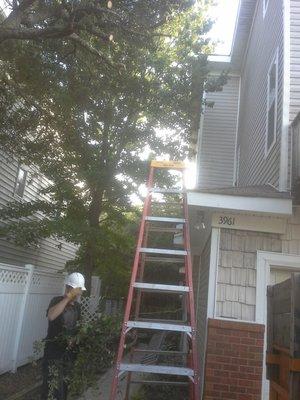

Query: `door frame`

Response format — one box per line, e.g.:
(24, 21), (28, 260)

(256, 251), (300, 399)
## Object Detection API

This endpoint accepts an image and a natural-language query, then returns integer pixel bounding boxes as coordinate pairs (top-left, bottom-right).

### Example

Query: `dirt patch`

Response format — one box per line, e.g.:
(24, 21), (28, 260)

(0, 361), (42, 399)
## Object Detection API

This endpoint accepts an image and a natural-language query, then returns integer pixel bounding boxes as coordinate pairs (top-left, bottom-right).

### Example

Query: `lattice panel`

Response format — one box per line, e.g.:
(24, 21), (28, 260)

(0, 269), (28, 285)
(32, 275), (41, 286)
(80, 296), (101, 323)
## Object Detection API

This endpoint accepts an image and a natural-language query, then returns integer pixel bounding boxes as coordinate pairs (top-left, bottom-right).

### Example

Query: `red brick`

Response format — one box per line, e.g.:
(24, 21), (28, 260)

(203, 319), (264, 400)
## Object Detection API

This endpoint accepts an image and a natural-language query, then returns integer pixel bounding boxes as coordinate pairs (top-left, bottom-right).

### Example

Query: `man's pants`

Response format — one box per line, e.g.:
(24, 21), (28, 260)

(41, 357), (69, 400)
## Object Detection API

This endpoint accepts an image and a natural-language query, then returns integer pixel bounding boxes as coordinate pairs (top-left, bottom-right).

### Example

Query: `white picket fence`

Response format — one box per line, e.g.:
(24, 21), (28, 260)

(0, 263), (65, 374)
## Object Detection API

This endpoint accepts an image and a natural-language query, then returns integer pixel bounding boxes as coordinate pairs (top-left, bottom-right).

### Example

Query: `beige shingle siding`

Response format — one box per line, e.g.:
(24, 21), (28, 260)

(290, 0), (300, 122)
(195, 237), (210, 391)
(216, 229), (282, 322)
(238, 0), (283, 188)
(0, 151), (77, 270)
(197, 76), (240, 188)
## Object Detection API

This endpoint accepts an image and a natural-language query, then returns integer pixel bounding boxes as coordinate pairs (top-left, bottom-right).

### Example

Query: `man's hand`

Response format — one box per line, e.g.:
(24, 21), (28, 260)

(66, 287), (82, 301)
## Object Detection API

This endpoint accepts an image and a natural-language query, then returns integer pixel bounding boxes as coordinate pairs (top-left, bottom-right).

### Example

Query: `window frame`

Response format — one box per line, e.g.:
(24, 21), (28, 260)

(234, 145), (240, 186)
(14, 165), (28, 198)
(263, 0), (269, 19)
(265, 48), (279, 157)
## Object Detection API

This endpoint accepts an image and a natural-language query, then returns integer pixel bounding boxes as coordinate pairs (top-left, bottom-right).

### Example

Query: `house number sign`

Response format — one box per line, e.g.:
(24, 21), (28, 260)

(212, 212), (286, 234)
(218, 216), (235, 226)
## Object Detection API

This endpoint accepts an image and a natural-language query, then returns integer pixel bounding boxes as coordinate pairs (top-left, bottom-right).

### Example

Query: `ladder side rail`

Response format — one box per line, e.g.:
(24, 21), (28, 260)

(183, 190), (200, 400)
(110, 167), (154, 400)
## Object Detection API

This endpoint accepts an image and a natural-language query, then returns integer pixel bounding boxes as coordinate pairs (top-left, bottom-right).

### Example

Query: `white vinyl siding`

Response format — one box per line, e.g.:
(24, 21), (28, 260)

(197, 76), (240, 189)
(0, 151), (77, 270)
(290, 0), (300, 122)
(238, 0), (283, 188)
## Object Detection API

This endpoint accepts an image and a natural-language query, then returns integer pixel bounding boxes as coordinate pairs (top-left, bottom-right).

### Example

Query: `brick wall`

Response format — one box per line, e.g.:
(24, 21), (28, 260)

(203, 319), (265, 400)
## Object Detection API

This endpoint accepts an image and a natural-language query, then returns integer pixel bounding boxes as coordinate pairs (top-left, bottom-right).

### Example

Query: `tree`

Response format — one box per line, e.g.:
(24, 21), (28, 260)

(0, 1), (226, 292)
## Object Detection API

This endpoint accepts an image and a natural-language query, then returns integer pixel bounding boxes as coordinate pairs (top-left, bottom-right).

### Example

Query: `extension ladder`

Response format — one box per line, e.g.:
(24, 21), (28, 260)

(109, 160), (200, 400)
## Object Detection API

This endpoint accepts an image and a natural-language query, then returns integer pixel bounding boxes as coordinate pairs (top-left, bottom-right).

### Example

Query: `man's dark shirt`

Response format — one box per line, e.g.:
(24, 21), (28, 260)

(44, 296), (81, 359)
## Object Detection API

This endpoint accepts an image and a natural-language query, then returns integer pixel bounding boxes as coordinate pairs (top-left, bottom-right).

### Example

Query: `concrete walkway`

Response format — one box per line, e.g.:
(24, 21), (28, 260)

(76, 365), (131, 400)
(77, 352), (143, 400)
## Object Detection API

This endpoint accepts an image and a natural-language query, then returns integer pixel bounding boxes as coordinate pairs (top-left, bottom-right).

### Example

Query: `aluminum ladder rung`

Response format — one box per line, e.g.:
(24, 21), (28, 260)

(130, 380), (189, 386)
(119, 363), (194, 377)
(145, 256), (185, 263)
(133, 349), (188, 355)
(133, 282), (189, 293)
(126, 320), (191, 333)
(147, 226), (183, 233)
(137, 318), (185, 323)
(140, 248), (187, 256)
(150, 188), (184, 194)
(145, 216), (185, 223)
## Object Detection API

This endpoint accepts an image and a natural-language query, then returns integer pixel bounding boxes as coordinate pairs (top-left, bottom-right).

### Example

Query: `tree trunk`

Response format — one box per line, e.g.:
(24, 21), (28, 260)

(83, 188), (104, 295)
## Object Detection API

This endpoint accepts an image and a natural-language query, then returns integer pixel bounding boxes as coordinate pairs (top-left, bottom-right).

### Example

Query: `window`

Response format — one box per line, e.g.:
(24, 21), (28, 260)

(15, 166), (27, 197)
(263, 0), (269, 18)
(266, 50), (278, 155)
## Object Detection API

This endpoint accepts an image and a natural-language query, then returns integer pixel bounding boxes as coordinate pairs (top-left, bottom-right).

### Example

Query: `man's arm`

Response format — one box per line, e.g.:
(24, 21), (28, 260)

(47, 297), (70, 321)
(47, 288), (82, 321)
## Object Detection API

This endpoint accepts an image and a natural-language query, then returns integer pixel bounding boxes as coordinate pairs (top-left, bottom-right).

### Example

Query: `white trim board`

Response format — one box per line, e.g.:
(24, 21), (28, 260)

(187, 192), (292, 216)
(207, 228), (220, 318)
(256, 251), (300, 399)
(279, 0), (290, 191)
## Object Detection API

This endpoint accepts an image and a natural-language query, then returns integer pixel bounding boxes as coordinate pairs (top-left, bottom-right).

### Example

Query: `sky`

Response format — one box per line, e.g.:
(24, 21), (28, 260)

(207, 0), (240, 55)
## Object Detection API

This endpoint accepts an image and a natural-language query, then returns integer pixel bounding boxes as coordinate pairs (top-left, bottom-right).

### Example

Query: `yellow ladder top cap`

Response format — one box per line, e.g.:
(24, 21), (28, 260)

(150, 160), (186, 169)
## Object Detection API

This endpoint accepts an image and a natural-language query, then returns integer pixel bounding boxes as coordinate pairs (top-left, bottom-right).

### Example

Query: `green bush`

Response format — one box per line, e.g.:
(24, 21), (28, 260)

(68, 315), (121, 396)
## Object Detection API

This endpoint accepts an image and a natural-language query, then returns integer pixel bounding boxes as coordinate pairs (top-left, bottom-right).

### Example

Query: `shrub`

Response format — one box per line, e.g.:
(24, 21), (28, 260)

(68, 314), (121, 396)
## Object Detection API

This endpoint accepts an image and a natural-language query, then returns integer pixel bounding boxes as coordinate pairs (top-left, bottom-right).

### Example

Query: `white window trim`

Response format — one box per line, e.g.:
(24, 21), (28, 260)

(256, 251), (300, 400)
(207, 228), (220, 318)
(14, 165), (29, 199)
(265, 48), (279, 158)
(263, 0), (269, 19)
(234, 145), (240, 186)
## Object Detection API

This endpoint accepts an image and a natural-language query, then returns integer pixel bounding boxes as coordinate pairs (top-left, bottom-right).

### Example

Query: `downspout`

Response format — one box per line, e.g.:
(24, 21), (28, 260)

(279, 0), (290, 191)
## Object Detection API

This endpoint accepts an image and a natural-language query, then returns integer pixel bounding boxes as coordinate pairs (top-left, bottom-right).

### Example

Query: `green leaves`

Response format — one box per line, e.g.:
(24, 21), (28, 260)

(0, 0), (226, 292)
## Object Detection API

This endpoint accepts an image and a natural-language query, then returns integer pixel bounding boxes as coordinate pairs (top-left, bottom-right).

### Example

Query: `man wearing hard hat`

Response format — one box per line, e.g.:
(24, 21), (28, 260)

(41, 272), (86, 400)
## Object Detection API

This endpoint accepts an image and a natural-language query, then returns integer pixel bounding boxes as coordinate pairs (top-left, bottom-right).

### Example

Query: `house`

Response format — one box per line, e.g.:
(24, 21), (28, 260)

(0, 150), (77, 269)
(188, 0), (300, 399)
(0, 150), (78, 373)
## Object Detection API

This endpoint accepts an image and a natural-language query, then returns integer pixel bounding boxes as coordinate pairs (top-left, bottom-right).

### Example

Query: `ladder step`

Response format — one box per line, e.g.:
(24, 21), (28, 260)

(145, 256), (185, 263)
(150, 188), (184, 194)
(131, 380), (189, 386)
(147, 226), (183, 233)
(119, 364), (194, 377)
(140, 248), (187, 256)
(145, 216), (185, 223)
(133, 282), (189, 293)
(138, 318), (185, 323)
(126, 320), (191, 333)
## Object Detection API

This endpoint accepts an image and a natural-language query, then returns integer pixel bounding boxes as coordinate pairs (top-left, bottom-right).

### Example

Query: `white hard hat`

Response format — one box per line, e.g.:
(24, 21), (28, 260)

(65, 272), (86, 291)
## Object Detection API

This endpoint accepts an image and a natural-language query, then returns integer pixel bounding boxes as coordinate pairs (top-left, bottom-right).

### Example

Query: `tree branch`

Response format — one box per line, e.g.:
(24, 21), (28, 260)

(0, 25), (73, 41)
(69, 33), (113, 65)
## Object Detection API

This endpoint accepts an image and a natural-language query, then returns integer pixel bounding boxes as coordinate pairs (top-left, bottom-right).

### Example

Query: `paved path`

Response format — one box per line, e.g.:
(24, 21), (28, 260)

(77, 352), (144, 400)
(76, 365), (131, 400)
